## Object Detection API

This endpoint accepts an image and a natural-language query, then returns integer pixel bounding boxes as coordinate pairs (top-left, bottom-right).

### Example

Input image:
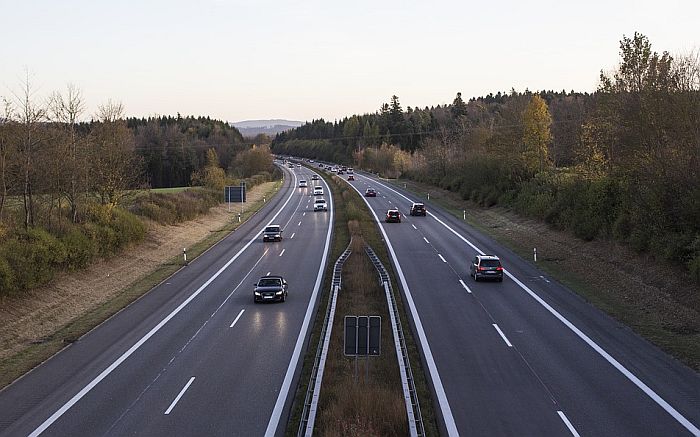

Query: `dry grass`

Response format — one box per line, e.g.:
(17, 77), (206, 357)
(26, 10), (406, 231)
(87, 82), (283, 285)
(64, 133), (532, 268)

(316, 237), (407, 437)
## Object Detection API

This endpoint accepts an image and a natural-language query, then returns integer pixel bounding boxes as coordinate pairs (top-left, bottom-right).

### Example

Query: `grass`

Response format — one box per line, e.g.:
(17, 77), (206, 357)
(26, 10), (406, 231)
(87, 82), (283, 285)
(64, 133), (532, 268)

(285, 168), (439, 436)
(386, 177), (700, 371)
(0, 180), (283, 389)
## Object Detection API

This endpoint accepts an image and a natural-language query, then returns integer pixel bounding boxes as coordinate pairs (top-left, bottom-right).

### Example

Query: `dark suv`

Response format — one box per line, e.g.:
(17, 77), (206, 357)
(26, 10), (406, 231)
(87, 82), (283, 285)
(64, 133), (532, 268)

(262, 225), (282, 242)
(470, 255), (504, 282)
(409, 202), (426, 216)
(254, 276), (288, 302)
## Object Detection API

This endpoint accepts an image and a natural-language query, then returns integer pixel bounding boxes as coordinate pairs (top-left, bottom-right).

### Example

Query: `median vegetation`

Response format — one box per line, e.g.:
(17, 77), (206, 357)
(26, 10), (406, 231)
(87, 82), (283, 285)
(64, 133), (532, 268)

(288, 169), (438, 435)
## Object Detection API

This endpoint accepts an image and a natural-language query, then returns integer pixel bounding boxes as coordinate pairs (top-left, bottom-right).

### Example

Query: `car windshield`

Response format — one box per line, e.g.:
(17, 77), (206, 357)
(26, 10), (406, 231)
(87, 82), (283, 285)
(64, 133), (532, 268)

(265, 226), (280, 233)
(481, 259), (501, 267)
(388, 211), (399, 216)
(258, 278), (282, 287)
(413, 204), (424, 209)
(315, 200), (325, 204)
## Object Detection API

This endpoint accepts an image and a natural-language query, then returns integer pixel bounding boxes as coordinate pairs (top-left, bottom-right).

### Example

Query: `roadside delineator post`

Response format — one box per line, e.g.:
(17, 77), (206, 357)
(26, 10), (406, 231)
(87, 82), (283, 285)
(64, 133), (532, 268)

(463, 210), (466, 220)
(427, 192), (430, 200)
(183, 248), (188, 265)
(534, 247), (537, 262)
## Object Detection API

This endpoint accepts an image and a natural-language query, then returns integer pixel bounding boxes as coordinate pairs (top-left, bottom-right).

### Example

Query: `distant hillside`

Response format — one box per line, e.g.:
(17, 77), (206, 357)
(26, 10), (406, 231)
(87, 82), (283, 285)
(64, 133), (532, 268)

(232, 119), (303, 137)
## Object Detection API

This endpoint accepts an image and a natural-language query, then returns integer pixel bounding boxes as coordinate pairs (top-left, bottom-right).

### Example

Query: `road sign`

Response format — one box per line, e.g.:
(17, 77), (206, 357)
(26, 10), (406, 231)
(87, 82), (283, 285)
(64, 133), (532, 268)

(225, 183), (246, 203)
(344, 315), (381, 356)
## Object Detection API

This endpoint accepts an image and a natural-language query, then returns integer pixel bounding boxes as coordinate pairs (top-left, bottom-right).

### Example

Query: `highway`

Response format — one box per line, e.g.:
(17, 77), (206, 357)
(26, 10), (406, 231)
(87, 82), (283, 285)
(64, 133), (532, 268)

(345, 170), (700, 437)
(0, 164), (332, 437)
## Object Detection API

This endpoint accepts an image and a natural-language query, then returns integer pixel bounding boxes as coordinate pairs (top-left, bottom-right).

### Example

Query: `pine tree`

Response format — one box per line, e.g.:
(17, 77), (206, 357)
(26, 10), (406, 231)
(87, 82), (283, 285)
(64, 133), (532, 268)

(451, 92), (468, 119)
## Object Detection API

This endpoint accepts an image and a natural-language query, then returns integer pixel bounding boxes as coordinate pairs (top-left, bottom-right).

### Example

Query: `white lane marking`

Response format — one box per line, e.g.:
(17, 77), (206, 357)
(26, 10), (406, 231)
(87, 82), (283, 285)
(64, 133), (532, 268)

(290, 233), (295, 239)
(540, 275), (551, 283)
(343, 179), (459, 436)
(360, 174), (700, 436)
(557, 411), (581, 437)
(307, 199), (310, 203)
(229, 309), (245, 329)
(423, 237), (430, 244)
(459, 279), (472, 293)
(303, 212), (306, 216)
(29, 171), (299, 437)
(164, 377), (195, 415)
(297, 221), (302, 226)
(493, 324), (513, 347)
(265, 173), (335, 436)
(438, 254), (447, 263)
(266, 271), (271, 276)
(412, 224), (417, 230)
(279, 249), (286, 257)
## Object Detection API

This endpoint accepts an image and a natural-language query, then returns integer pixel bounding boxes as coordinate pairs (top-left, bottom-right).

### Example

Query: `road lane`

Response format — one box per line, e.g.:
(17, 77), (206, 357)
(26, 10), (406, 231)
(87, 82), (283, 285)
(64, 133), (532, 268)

(0, 165), (334, 437)
(348, 171), (700, 436)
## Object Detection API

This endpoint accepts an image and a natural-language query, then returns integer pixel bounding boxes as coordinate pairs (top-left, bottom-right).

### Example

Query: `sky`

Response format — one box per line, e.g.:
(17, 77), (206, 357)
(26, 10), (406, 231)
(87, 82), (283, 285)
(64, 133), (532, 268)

(1, 0), (698, 123)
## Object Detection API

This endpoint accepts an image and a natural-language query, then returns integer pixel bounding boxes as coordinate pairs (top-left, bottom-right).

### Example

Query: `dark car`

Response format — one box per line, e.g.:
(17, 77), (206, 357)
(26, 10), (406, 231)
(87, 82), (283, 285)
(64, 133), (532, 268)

(312, 174), (319, 180)
(262, 225), (282, 242)
(409, 202), (426, 216)
(254, 276), (288, 302)
(385, 209), (401, 223)
(348, 175), (355, 181)
(365, 188), (377, 197)
(470, 255), (504, 282)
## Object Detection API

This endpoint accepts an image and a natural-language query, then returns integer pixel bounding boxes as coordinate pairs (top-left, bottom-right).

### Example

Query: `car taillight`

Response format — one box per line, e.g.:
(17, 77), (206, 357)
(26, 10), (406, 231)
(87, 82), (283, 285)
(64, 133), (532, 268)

(478, 266), (486, 271)
(496, 266), (503, 271)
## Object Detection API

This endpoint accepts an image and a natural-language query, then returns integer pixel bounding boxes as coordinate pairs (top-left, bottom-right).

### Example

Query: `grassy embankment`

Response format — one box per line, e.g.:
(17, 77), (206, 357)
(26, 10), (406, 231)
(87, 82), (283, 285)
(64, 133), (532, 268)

(286, 170), (438, 436)
(389, 177), (700, 371)
(0, 180), (282, 389)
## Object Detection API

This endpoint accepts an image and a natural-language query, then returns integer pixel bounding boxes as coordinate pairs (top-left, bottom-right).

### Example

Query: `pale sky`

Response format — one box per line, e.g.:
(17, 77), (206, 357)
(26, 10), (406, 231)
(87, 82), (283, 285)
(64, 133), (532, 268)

(1, 0), (698, 123)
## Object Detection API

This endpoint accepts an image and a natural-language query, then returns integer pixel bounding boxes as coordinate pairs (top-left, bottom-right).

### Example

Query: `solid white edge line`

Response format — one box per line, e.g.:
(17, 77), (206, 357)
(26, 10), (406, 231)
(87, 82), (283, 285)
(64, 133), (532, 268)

(279, 249), (286, 257)
(412, 224), (417, 230)
(29, 168), (299, 437)
(438, 254), (447, 263)
(361, 174), (700, 436)
(164, 376), (195, 415)
(345, 178), (459, 436)
(492, 323), (513, 347)
(423, 237), (430, 244)
(459, 279), (472, 293)
(229, 309), (245, 328)
(265, 170), (334, 437)
(557, 411), (581, 437)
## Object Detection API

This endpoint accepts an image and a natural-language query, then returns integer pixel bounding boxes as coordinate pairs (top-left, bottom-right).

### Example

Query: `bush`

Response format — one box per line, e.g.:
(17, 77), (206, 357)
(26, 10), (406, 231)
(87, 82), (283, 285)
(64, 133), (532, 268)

(61, 229), (95, 270)
(0, 255), (16, 295)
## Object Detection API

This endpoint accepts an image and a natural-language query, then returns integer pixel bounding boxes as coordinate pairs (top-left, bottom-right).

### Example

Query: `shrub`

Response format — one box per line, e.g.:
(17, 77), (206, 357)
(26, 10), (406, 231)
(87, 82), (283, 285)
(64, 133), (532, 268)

(61, 228), (95, 270)
(0, 255), (16, 295)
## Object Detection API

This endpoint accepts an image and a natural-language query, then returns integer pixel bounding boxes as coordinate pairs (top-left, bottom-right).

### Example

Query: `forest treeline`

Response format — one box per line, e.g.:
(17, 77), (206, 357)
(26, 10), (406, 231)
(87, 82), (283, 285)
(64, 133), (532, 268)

(272, 33), (700, 282)
(0, 82), (276, 295)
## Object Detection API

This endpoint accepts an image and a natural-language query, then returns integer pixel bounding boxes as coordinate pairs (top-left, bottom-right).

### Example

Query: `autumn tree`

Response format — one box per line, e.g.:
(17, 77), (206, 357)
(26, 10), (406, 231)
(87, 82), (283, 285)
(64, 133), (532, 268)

(522, 95), (552, 173)
(192, 148), (226, 189)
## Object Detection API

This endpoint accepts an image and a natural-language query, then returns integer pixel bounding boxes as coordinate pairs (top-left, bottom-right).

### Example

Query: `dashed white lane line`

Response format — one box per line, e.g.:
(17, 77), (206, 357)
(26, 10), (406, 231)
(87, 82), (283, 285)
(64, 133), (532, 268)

(438, 254), (447, 263)
(557, 411), (581, 437)
(279, 249), (286, 257)
(266, 271), (271, 276)
(297, 221), (302, 226)
(459, 279), (472, 293)
(423, 237), (430, 244)
(303, 212), (306, 216)
(493, 324), (513, 347)
(229, 309), (245, 328)
(290, 233), (295, 239)
(164, 377), (195, 415)
(540, 275), (551, 283)
(411, 224), (417, 230)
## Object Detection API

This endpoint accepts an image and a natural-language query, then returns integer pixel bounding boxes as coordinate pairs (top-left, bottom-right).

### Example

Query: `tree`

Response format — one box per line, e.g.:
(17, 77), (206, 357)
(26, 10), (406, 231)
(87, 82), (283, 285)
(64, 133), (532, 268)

(90, 100), (142, 208)
(192, 148), (226, 189)
(522, 95), (552, 173)
(50, 84), (86, 223)
(451, 92), (468, 119)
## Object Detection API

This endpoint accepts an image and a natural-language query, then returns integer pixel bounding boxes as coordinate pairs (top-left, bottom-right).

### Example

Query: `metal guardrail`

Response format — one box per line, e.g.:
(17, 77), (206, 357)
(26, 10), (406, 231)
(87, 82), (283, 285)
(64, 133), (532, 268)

(298, 240), (353, 437)
(366, 245), (425, 437)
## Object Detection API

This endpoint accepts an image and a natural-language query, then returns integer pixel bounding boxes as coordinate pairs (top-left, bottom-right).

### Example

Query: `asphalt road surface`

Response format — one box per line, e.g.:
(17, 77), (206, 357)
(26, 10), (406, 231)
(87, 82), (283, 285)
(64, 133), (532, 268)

(346, 170), (700, 437)
(0, 164), (332, 437)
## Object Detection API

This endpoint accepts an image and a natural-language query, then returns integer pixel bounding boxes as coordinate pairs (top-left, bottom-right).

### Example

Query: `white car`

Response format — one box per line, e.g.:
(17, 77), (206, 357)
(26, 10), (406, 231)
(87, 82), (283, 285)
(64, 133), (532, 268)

(299, 180), (308, 188)
(313, 198), (328, 211)
(313, 186), (324, 196)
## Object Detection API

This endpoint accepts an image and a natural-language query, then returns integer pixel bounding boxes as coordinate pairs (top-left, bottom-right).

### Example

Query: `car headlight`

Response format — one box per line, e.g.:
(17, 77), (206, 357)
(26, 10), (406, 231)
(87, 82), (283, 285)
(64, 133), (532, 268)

(276, 291), (283, 295)
(254, 291), (262, 296)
